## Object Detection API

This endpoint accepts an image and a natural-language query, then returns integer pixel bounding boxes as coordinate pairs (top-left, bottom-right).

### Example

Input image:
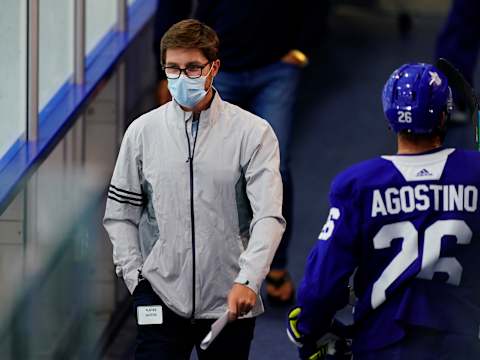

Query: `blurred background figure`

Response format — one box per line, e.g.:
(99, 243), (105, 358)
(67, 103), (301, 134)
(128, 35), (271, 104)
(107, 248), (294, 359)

(435, 0), (480, 119)
(153, 0), (331, 305)
(435, 0), (480, 86)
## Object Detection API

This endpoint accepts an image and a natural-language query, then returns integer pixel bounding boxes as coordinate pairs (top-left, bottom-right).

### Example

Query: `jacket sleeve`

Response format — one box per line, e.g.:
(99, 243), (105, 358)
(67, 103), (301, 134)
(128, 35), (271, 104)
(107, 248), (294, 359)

(296, 182), (359, 340)
(103, 125), (145, 294)
(234, 123), (286, 294)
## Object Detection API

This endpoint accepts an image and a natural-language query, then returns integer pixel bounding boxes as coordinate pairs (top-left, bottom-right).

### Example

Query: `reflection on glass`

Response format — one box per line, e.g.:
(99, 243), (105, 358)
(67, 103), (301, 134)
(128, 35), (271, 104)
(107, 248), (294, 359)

(86, 0), (118, 54)
(0, 144), (103, 358)
(0, 168), (99, 359)
(0, 0), (27, 157)
(39, 0), (74, 111)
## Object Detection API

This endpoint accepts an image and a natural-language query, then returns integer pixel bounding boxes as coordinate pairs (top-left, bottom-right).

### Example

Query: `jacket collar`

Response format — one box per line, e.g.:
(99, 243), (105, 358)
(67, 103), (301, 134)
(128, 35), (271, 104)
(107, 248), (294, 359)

(169, 89), (222, 128)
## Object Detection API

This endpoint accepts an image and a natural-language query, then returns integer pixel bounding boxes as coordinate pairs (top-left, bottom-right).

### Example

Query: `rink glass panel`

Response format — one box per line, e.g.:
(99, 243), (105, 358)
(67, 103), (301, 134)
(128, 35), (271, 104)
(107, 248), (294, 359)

(86, 0), (118, 54)
(39, 0), (74, 110)
(0, 0), (27, 158)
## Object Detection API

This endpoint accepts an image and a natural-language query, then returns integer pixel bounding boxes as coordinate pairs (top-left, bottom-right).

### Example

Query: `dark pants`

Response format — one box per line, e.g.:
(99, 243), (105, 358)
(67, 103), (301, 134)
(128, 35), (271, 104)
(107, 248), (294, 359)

(214, 61), (301, 269)
(133, 281), (256, 360)
(354, 328), (480, 360)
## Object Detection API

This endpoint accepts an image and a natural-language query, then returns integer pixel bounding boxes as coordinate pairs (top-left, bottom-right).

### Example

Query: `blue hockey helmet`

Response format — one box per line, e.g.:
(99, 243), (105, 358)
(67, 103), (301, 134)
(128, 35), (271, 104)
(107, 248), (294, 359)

(382, 63), (453, 133)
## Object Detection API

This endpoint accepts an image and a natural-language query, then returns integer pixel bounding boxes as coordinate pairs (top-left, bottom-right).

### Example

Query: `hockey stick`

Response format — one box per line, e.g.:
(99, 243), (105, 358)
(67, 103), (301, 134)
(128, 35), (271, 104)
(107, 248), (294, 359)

(435, 58), (480, 150)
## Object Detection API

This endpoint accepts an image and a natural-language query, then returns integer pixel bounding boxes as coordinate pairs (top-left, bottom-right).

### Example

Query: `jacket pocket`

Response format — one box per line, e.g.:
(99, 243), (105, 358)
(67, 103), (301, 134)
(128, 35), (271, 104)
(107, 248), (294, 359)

(141, 237), (162, 275)
(143, 238), (182, 283)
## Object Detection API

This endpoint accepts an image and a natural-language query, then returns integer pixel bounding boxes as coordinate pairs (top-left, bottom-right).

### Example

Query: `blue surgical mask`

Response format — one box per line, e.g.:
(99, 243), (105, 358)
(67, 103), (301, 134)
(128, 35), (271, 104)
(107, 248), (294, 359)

(167, 68), (213, 108)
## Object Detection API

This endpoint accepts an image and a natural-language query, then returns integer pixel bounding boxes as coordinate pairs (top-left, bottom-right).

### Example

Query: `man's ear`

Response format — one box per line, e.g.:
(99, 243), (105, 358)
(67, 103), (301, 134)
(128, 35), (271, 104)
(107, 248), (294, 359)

(211, 59), (221, 77)
(205, 60), (220, 91)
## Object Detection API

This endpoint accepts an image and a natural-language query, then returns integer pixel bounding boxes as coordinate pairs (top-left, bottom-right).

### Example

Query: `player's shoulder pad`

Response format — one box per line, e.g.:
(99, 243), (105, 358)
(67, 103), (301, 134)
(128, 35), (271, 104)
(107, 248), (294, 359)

(331, 157), (390, 198)
(449, 148), (480, 173)
(451, 148), (480, 161)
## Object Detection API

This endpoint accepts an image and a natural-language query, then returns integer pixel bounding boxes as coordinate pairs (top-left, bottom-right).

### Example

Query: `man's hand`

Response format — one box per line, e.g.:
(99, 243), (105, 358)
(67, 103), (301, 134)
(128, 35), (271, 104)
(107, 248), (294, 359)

(281, 50), (309, 67)
(156, 79), (172, 105)
(227, 283), (257, 321)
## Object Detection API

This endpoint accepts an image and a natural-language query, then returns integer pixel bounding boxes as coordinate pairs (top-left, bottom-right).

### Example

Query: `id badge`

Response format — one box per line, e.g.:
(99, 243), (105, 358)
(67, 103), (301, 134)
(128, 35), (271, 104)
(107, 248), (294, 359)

(137, 305), (163, 325)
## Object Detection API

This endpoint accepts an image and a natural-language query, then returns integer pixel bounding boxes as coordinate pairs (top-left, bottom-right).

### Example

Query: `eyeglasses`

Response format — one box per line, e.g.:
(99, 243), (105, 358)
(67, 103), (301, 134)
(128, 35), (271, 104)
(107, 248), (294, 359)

(163, 62), (212, 79)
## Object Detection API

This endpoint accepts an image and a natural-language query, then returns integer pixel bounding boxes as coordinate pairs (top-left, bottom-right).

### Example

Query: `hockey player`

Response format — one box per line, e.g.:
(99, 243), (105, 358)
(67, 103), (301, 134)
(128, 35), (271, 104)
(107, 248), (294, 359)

(287, 62), (480, 359)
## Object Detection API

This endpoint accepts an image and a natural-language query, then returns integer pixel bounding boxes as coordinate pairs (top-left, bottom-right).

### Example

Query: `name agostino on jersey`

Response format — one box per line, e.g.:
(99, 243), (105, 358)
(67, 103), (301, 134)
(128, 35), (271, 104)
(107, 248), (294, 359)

(371, 184), (479, 217)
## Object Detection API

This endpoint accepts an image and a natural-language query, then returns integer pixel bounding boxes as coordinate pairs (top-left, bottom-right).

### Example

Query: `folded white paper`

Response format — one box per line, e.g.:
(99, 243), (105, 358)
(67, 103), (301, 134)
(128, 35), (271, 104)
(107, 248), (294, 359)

(200, 310), (230, 350)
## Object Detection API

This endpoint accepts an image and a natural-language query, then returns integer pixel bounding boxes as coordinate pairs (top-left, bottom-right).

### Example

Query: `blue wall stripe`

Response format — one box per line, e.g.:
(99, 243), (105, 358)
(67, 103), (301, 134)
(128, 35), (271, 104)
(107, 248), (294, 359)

(0, 0), (157, 214)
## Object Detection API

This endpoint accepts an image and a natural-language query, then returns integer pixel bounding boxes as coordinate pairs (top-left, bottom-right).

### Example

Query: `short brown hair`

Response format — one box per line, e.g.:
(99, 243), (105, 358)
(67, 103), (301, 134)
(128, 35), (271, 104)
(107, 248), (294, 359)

(160, 19), (219, 65)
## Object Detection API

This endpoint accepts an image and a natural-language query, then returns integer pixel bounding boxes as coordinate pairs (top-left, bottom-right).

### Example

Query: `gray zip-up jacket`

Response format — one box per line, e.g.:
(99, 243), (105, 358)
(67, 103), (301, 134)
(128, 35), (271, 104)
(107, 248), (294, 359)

(103, 93), (285, 319)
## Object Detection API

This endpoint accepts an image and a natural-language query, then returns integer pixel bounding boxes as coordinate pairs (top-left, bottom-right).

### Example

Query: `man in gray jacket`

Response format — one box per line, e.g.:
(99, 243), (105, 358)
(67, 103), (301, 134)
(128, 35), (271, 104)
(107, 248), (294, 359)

(104, 20), (285, 359)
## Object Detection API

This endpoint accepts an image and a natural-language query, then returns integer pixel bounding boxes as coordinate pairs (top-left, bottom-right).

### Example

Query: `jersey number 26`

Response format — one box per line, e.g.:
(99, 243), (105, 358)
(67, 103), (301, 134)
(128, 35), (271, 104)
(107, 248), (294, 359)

(371, 220), (472, 309)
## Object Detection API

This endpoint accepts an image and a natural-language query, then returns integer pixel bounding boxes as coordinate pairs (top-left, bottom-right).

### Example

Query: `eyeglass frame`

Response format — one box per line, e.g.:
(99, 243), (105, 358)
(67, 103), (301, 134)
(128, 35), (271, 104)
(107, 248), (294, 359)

(162, 61), (213, 79)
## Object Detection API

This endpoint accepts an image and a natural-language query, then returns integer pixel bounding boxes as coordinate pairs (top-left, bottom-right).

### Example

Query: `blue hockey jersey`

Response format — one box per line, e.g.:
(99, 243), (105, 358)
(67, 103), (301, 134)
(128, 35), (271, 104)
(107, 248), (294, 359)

(297, 147), (480, 352)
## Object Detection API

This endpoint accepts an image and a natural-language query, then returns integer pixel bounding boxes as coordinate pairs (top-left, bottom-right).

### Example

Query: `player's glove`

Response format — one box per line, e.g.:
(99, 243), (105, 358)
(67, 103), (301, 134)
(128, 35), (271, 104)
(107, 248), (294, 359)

(287, 307), (327, 359)
(287, 307), (305, 347)
(287, 307), (352, 360)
